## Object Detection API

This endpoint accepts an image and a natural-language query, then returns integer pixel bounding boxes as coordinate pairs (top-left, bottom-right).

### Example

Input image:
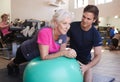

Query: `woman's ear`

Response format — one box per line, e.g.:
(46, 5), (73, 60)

(54, 21), (58, 27)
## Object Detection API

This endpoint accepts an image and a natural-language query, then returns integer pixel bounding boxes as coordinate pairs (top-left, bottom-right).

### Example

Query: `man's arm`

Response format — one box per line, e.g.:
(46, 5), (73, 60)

(80, 46), (102, 74)
(87, 46), (102, 68)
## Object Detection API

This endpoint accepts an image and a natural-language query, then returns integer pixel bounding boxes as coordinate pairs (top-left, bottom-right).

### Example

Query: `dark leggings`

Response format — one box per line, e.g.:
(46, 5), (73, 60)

(13, 46), (27, 65)
(3, 33), (14, 43)
(112, 38), (118, 48)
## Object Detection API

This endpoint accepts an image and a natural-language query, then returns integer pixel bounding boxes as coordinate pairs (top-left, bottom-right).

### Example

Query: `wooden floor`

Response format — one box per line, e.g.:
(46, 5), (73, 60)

(92, 47), (120, 82)
(0, 46), (120, 82)
(0, 57), (10, 69)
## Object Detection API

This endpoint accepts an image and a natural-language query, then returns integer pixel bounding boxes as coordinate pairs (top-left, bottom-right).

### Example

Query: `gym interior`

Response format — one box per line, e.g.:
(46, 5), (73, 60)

(0, 0), (120, 82)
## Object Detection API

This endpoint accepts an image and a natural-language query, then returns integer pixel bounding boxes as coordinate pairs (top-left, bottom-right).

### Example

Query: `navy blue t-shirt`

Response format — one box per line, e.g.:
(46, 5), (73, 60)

(67, 21), (102, 64)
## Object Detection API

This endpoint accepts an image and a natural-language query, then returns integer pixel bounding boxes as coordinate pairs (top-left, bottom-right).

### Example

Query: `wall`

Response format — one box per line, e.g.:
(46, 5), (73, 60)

(99, 17), (108, 26)
(69, 0), (120, 20)
(0, 0), (11, 21)
(108, 18), (120, 30)
(69, 0), (120, 30)
(1, 0), (120, 29)
(11, 0), (69, 21)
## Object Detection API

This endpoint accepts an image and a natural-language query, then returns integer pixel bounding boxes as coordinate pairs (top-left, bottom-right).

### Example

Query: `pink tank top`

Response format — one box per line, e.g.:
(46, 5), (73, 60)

(37, 27), (60, 53)
(0, 22), (11, 36)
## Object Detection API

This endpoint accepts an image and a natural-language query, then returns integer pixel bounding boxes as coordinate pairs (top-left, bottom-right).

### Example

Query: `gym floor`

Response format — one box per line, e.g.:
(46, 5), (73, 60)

(0, 46), (120, 82)
(92, 47), (120, 82)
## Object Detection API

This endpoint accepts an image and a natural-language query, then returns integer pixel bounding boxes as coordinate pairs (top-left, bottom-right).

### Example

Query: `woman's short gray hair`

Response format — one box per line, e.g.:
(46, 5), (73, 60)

(49, 9), (74, 27)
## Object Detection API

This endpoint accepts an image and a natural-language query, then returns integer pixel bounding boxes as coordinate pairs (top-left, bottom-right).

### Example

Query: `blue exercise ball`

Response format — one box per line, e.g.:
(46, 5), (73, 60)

(23, 57), (83, 82)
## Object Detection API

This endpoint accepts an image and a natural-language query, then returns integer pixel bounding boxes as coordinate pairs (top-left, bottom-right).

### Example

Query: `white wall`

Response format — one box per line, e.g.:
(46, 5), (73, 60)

(69, 0), (120, 20)
(99, 17), (108, 26)
(0, 0), (11, 21)
(98, 0), (120, 18)
(69, 0), (120, 29)
(1, 0), (120, 30)
(108, 18), (120, 30)
(11, 0), (69, 21)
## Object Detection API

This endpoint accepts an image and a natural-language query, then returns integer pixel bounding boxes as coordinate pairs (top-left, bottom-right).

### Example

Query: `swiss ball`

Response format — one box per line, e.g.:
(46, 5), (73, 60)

(23, 57), (83, 82)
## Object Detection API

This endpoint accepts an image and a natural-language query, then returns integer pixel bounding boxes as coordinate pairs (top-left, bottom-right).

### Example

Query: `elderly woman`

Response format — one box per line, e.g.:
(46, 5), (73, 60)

(7, 9), (76, 76)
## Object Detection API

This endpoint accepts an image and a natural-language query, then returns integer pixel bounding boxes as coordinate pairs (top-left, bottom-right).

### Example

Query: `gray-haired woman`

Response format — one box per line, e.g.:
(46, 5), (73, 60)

(7, 9), (76, 76)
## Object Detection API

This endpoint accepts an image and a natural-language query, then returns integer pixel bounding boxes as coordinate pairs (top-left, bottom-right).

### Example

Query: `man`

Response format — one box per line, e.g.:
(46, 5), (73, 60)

(67, 5), (102, 82)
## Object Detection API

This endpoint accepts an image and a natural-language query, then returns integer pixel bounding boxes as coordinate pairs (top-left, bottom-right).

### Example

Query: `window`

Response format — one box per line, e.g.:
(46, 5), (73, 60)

(106, 0), (112, 3)
(74, 0), (88, 8)
(95, 0), (112, 5)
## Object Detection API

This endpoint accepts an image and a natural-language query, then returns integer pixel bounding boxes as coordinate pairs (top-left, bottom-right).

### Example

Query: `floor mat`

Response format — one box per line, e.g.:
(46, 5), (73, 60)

(0, 64), (26, 82)
(93, 73), (115, 82)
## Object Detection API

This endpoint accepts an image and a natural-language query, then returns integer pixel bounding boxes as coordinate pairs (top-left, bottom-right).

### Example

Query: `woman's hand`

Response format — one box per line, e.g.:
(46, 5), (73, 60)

(62, 48), (77, 58)
(9, 22), (13, 26)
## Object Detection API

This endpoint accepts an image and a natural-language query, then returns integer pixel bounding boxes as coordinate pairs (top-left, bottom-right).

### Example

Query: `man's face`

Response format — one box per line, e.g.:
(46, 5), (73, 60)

(81, 12), (96, 28)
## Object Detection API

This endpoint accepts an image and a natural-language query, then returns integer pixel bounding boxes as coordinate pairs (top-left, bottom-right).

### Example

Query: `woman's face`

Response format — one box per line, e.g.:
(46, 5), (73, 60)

(56, 17), (71, 35)
(2, 15), (8, 21)
(81, 12), (96, 28)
